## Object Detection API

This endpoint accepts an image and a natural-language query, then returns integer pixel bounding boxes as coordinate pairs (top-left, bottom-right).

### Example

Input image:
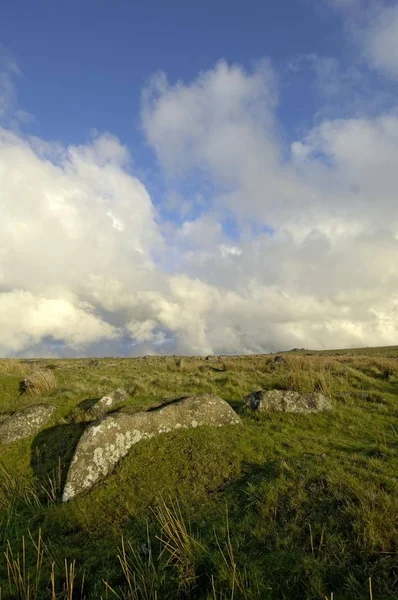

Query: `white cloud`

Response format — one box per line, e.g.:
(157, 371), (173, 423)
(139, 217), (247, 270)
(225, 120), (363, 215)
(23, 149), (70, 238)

(0, 291), (116, 353)
(0, 126), (166, 355)
(139, 60), (398, 352)
(327, 0), (398, 80)
(142, 59), (278, 179)
(361, 4), (398, 78)
(1, 53), (398, 356)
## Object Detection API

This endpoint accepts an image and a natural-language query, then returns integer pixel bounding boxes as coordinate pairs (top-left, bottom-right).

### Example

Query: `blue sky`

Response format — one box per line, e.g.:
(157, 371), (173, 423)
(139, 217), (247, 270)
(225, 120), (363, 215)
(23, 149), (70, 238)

(1, 0), (345, 148)
(1, 0), (398, 357)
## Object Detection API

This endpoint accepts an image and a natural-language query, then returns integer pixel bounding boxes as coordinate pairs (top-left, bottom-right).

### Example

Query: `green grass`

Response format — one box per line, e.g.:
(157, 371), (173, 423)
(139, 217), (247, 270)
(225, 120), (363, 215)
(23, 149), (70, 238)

(0, 349), (397, 599)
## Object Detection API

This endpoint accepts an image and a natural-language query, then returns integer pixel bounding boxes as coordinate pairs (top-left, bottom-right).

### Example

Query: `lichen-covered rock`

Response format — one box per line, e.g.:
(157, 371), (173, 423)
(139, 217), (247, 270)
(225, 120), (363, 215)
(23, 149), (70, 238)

(62, 394), (240, 502)
(88, 389), (130, 419)
(244, 390), (332, 413)
(0, 405), (56, 444)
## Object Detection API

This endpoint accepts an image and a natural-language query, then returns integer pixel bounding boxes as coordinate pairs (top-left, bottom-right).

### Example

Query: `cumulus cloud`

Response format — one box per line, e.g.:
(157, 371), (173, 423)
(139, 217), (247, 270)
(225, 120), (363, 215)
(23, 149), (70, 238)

(1, 48), (398, 356)
(0, 126), (166, 355)
(0, 291), (116, 354)
(140, 60), (398, 351)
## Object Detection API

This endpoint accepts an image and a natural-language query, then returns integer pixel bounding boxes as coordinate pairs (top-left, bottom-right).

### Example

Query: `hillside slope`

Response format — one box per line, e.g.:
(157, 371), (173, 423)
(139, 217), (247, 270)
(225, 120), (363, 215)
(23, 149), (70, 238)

(0, 349), (397, 599)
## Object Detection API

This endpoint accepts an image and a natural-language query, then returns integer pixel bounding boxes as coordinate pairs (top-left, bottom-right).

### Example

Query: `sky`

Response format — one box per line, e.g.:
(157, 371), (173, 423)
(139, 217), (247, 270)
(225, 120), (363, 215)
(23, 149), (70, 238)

(1, 0), (398, 357)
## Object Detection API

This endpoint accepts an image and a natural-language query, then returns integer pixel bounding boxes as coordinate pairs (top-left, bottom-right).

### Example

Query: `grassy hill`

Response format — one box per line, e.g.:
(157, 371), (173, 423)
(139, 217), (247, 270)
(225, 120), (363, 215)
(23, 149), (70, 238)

(0, 348), (397, 599)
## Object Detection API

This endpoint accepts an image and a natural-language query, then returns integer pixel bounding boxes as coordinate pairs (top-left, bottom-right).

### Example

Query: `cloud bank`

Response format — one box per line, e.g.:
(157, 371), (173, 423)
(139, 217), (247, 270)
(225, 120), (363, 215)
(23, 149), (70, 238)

(1, 12), (398, 356)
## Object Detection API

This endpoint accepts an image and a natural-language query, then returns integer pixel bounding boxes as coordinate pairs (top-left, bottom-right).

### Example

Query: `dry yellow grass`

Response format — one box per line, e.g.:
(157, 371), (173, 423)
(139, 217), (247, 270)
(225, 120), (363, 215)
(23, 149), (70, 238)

(278, 355), (334, 396)
(22, 370), (57, 397)
(0, 360), (30, 377)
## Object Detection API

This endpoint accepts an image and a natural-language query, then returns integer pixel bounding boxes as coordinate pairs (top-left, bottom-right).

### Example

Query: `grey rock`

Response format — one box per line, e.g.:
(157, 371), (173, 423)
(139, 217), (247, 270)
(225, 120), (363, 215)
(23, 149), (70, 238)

(88, 389), (130, 419)
(19, 378), (33, 395)
(62, 394), (240, 502)
(0, 405), (56, 444)
(244, 389), (332, 413)
(274, 355), (286, 364)
(141, 543), (150, 556)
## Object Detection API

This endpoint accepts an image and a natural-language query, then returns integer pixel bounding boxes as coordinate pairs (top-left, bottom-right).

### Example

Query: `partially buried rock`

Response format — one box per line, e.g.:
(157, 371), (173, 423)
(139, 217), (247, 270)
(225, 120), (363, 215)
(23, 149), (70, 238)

(0, 405), (56, 444)
(19, 378), (33, 395)
(244, 389), (332, 413)
(88, 388), (130, 419)
(62, 394), (240, 502)
(273, 355), (286, 364)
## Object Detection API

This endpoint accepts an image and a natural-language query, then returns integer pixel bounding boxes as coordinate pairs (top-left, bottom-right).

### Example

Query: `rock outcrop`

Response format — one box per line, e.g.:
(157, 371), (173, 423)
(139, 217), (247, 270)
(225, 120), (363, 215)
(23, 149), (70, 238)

(62, 394), (240, 502)
(244, 390), (332, 413)
(0, 405), (56, 444)
(88, 388), (130, 419)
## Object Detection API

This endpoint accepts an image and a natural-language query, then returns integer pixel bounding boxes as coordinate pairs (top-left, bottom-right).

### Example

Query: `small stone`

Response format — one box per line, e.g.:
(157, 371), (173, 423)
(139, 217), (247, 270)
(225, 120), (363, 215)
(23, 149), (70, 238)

(141, 543), (150, 555)
(88, 389), (130, 419)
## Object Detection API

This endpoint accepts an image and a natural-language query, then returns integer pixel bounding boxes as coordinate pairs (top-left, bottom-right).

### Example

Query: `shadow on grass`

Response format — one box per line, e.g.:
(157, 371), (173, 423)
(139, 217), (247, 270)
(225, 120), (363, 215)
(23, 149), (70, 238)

(223, 459), (281, 500)
(146, 396), (188, 412)
(331, 441), (397, 460)
(30, 422), (88, 495)
(77, 397), (100, 410)
(225, 397), (244, 415)
(146, 396), (245, 415)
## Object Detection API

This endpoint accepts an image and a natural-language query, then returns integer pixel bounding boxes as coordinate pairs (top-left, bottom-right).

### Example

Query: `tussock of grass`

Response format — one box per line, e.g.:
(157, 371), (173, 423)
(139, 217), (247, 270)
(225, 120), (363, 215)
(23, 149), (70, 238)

(277, 355), (334, 396)
(154, 498), (205, 590)
(22, 370), (57, 398)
